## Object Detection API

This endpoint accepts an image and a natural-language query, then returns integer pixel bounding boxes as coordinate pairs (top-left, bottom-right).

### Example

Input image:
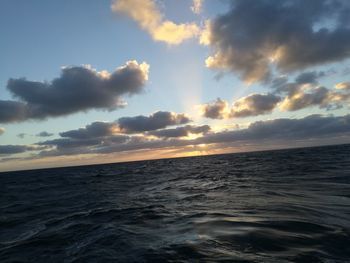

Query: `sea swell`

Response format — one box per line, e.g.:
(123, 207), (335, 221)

(1, 144), (350, 262)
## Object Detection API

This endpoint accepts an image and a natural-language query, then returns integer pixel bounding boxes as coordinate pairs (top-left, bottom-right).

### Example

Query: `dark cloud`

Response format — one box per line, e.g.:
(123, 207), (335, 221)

(202, 76), (350, 116)
(279, 86), (350, 111)
(272, 74), (350, 111)
(37, 134), (131, 157)
(17, 133), (26, 139)
(148, 125), (210, 138)
(0, 145), (40, 155)
(38, 132), (128, 151)
(0, 100), (27, 123)
(117, 111), (191, 133)
(36, 131), (54, 137)
(31, 113), (350, 159)
(201, 94), (281, 119)
(198, 114), (350, 145)
(0, 61), (149, 123)
(201, 98), (228, 119)
(295, 71), (325, 85)
(38, 138), (103, 150)
(35, 110), (192, 155)
(230, 93), (281, 118)
(204, 0), (350, 82)
(60, 122), (117, 139)
(38, 134), (129, 152)
(58, 111), (191, 139)
(91, 136), (190, 155)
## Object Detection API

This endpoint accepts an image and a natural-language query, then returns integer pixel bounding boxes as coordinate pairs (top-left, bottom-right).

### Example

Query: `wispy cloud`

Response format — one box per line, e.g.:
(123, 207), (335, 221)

(191, 0), (203, 14)
(17, 133), (26, 139)
(36, 131), (54, 137)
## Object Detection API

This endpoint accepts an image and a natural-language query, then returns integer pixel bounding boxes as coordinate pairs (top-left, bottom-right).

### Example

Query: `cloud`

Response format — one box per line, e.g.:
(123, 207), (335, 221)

(201, 98), (229, 119)
(204, 0), (350, 82)
(17, 133), (26, 139)
(335, 82), (350, 90)
(229, 93), (281, 118)
(0, 128), (4, 135)
(38, 138), (105, 150)
(0, 100), (27, 123)
(0, 61), (149, 123)
(191, 0), (203, 14)
(0, 145), (43, 155)
(201, 94), (281, 119)
(272, 74), (350, 111)
(39, 122), (130, 153)
(16, 131), (54, 138)
(117, 111), (191, 133)
(60, 122), (118, 139)
(32, 111), (191, 156)
(33, 113), (350, 158)
(202, 74), (350, 117)
(295, 71), (326, 85)
(281, 87), (329, 111)
(36, 131), (54, 137)
(279, 86), (350, 111)
(198, 114), (350, 145)
(148, 125), (210, 138)
(112, 0), (200, 45)
(37, 110), (191, 153)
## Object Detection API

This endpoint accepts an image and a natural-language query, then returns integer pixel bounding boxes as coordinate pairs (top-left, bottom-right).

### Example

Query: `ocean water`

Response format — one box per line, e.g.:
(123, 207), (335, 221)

(1, 144), (350, 262)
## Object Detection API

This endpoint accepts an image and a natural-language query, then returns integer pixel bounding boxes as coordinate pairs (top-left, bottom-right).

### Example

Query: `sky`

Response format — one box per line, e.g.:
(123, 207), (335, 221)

(0, 0), (350, 172)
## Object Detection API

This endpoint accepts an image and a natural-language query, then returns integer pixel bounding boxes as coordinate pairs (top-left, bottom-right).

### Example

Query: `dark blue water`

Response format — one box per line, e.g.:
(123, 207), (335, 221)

(1, 144), (350, 262)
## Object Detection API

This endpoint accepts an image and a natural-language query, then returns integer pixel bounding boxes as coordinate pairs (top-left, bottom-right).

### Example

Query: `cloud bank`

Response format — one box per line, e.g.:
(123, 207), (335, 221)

(0, 61), (149, 123)
(112, 0), (200, 44)
(4, 114), (349, 159)
(34, 111), (192, 155)
(198, 114), (350, 145)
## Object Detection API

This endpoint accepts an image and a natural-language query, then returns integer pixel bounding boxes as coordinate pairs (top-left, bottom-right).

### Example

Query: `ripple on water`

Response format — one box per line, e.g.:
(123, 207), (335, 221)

(1, 144), (350, 262)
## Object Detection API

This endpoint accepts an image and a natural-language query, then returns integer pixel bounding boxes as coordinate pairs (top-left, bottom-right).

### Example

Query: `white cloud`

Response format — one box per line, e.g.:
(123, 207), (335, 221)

(191, 0), (203, 14)
(112, 0), (200, 45)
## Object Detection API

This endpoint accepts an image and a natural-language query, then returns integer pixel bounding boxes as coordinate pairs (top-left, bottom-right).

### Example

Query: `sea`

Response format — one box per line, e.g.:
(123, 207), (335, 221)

(1, 144), (350, 262)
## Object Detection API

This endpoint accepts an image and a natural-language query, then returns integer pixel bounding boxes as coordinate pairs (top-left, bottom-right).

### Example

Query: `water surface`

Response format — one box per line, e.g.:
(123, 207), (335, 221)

(1, 144), (350, 262)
